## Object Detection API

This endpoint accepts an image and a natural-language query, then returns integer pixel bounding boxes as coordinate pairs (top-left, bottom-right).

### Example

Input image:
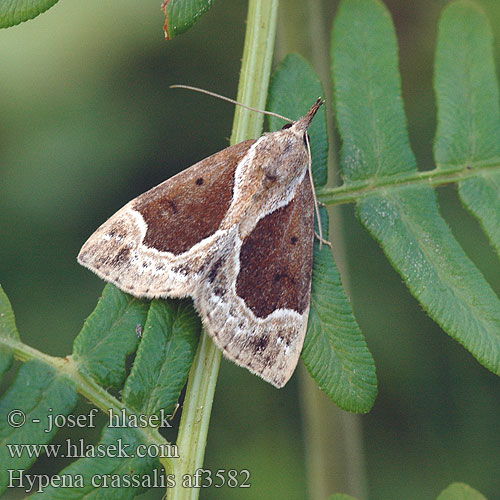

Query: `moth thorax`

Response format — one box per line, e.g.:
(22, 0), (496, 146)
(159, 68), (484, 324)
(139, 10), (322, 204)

(260, 131), (308, 188)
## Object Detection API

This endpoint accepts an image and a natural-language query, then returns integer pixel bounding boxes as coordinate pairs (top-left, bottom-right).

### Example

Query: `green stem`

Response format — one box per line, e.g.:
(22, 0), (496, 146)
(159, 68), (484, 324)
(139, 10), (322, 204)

(231, 0), (279, 142)
(163, 331), (221, 494)
(319, 160), (500, 206)
(3, 337), (168, 449)
(167, 1), (279, 499)
(7, 339), (128, 419)
(299, 366), (368, 500)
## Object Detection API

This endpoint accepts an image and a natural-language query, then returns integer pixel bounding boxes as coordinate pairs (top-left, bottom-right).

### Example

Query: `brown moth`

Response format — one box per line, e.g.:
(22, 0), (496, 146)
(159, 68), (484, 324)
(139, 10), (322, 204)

(78, 99), (323, 388)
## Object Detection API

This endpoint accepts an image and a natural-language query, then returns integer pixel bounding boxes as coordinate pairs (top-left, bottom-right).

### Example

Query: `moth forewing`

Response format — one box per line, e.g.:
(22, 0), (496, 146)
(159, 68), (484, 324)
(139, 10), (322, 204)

(77, 140), (255, 298)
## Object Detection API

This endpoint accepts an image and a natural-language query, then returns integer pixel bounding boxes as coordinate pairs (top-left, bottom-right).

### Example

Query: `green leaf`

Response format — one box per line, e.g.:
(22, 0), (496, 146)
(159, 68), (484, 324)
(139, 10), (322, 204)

(332, 0), (416, 182)
(268, 55), (376, 412)
(123, 299), (200, 417)
(458, 173), (500, 258)
(268, 53), (329, 187)
(333, 0), (500, 378)
(72, 284), (149, 389)
(0, 284), (20, 380)
(358, 186), (500, 377)
(437, 482), (488, 500)
(434, 1), (500, 168)
(28, 426), (162, 498)
(303, 209), (377, 413)
(0, 360), (77, 494)
(434, 1), (500, 258)
(0, 0), (59, 28)
(162, 0), (214, 40)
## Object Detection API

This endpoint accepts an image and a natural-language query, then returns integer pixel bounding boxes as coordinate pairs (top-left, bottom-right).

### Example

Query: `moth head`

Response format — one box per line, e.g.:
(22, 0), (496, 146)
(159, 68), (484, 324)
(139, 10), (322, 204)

(277, 97), (324, 151)
(290, 97), (324, 133)
(281, 122), (311, 150)
(260, 98), (324, 186)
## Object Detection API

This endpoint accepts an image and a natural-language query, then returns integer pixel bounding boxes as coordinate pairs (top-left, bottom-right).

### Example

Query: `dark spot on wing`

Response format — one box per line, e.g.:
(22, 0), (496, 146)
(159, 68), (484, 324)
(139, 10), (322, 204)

(252, 335), (269, 353)
(168, 200), (178, 214)
(196, 177), (204, 185)
(111, 246), (130, 265)
(172, 263), (191, 275)
(207, 256), (226, 283)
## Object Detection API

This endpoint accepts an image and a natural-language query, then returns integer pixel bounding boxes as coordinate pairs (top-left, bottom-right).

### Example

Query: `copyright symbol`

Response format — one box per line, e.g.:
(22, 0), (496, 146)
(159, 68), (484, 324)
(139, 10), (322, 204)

(8, 409), (26, 428)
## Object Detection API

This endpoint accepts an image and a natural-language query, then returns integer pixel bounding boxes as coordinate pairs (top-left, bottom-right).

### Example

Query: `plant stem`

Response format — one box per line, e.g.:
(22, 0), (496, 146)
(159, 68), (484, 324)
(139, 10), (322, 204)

(3, 338), (168, 449)
(231, 0), (279, 143)
(167, 1), (279, 498)
(163, 330), (221, 494)
(318, 160), (500, 206)
(299, 366), (369, 500)
(7, 339), (125, 420)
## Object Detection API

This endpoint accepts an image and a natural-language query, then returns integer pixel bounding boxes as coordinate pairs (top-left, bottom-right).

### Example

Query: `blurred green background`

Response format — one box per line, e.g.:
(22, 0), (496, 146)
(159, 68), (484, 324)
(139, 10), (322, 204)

(1, 1), (500, 499)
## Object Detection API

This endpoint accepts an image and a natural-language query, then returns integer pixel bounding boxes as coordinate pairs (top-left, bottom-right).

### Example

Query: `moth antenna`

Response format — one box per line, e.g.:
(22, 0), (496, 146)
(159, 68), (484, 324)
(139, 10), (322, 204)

(305, 131), (331, 250)
(170, 84), (293, 123)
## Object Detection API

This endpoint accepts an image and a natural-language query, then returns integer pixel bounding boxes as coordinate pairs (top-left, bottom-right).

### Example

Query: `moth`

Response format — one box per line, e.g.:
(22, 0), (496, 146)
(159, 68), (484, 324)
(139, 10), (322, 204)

(78, 98), (324, 388)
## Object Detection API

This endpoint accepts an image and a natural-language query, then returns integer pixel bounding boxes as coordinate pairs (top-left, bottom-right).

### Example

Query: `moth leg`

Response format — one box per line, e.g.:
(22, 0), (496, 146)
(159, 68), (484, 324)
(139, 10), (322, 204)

(305, 130), (327, 249)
